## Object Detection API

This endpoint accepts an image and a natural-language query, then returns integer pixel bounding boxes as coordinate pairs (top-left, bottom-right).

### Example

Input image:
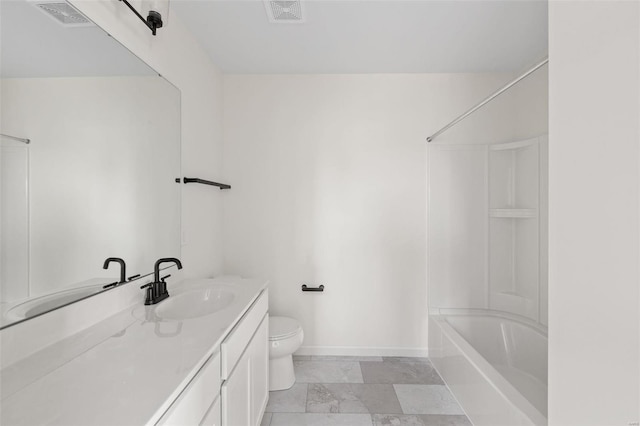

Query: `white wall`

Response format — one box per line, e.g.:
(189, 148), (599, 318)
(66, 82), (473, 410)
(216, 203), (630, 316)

(427, 144), (489, 312)
(222, 73), (545, 355)
(68, 0), (225, 280)
(548, 1), (640, 424)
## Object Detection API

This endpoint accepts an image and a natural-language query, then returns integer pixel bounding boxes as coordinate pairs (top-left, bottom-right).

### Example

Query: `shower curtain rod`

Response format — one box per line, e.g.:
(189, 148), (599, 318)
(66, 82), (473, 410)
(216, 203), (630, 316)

(1, 133), (30, 144)
(426, 57), (549, 143)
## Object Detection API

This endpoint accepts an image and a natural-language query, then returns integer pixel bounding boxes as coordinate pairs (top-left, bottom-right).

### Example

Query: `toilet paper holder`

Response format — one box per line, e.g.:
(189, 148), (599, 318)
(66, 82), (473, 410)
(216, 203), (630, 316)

(301, 284), (324, 292)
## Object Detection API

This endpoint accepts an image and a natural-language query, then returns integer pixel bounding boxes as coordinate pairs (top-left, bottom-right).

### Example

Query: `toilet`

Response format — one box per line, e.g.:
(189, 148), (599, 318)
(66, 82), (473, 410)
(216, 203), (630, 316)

(269, 316), (304, 391)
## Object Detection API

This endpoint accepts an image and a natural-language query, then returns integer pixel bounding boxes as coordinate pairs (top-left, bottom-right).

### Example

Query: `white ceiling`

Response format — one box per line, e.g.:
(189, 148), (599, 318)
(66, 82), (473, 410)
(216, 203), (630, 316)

(1, 0), (156, 78)
(172, 0), (548, 74)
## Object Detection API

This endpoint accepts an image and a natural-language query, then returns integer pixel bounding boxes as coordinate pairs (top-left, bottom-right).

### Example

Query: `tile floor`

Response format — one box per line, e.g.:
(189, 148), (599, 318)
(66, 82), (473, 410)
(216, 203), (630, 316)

(261, 356), (472, 426)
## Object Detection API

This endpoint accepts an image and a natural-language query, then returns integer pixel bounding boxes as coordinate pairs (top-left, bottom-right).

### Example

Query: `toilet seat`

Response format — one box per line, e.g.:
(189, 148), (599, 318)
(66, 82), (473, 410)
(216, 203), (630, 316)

(269, 316), (301, 341)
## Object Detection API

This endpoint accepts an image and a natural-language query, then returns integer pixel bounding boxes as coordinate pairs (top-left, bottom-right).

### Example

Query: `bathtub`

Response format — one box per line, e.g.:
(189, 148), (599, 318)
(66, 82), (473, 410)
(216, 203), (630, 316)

(429, 312), (547, 426)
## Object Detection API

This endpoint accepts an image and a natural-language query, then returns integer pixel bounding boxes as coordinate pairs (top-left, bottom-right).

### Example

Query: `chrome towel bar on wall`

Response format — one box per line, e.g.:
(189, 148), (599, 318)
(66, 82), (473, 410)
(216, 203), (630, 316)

(176, 177), (231, 190)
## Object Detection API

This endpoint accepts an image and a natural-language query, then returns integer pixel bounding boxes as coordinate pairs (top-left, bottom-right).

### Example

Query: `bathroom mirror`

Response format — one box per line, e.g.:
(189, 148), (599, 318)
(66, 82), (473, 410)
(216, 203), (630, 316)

(0, 0), (181, 328)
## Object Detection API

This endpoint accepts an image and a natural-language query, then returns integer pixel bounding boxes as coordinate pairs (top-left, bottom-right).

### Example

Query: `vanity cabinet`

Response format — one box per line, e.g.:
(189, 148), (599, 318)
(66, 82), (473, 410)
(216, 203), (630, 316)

(221, 348), (250, 426)
(221, 291), (269, 426)
(248, 318), (269, 425)
(222, 315), (269, 426)
(158, 290), (268, 426)
(158, 352), (221, 426)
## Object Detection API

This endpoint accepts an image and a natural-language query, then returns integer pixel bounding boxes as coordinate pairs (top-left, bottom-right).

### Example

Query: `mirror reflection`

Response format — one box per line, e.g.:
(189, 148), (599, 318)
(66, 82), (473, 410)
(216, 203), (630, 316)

(0, 0), (181, 328)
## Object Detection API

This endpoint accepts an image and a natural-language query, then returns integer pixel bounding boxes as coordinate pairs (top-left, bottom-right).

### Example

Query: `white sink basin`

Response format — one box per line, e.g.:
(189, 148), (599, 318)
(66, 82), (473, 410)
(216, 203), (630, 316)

(155, 287), (235, 320)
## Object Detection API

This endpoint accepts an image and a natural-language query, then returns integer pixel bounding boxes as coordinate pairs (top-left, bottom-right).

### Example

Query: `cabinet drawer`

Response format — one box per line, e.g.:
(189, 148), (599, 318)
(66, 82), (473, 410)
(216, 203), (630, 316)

(221, 290), (268, 380)
(158, 351), (221, 426)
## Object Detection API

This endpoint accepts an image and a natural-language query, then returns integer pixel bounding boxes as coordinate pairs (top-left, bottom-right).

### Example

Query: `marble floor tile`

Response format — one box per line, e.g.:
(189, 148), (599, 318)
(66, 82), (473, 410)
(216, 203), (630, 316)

(372, 414), (472, 426)
(260, 412), (273, 426)
(360, 361), (443, 385)
(270, 413), (373, 426)
(306, 383), (402, 414)
(293, 355), (312, 361)
(265, 383), (308, 413)
(311, 356), (384, 362)
(294, 360), (364, 383)
(394, 385), (464, 415)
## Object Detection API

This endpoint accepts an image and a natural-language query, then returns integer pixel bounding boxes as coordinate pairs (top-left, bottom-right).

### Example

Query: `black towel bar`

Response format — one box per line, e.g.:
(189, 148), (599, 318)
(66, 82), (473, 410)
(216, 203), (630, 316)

(180, 177), (231, 190)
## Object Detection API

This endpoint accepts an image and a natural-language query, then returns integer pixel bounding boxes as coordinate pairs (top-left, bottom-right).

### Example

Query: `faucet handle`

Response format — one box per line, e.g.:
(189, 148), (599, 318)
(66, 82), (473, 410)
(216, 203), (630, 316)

(103, 281), (119, 290)
(160, 274), (171, 282)
(140, 282), (155, 305)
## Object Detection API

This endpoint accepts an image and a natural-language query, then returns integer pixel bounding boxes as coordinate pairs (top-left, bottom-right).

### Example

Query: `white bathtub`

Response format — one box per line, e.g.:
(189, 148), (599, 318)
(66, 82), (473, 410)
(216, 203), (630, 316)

(429, 313), (547, 426)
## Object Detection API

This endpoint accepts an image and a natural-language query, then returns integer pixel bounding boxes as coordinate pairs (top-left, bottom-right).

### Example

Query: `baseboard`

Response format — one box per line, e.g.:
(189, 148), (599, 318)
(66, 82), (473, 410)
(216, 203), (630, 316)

(295, 346), (429, 358)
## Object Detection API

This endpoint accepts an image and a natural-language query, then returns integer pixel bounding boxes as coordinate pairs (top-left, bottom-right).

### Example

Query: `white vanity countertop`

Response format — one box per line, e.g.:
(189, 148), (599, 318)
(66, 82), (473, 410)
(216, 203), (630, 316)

(0, 277), (268, 425)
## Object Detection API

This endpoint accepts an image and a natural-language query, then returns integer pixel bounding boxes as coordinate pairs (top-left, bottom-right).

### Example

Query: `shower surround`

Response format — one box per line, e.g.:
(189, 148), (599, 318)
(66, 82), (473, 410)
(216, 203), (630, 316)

(427, 134), (548, 425)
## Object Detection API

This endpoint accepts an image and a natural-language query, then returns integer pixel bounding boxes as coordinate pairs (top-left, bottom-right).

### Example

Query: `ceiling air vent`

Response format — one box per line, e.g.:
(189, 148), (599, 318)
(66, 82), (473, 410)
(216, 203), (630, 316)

(264, 0), (305, 23)
(31, 1), (94, 27)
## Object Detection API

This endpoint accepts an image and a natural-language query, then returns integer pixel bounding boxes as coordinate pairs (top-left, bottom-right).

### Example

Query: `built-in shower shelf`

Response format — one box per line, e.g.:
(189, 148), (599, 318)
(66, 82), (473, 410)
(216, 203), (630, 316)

(490, 208), (537, 218)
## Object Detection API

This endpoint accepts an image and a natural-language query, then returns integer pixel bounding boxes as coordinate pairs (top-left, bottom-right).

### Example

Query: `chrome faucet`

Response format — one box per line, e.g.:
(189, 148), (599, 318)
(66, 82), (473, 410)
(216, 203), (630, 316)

(141, 257), (183, 305)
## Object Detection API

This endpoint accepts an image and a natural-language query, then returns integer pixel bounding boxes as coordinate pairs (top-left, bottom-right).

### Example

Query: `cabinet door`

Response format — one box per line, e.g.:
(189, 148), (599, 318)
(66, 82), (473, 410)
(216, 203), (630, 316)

(158, 352), (221, 426)
(221, 350), (250, 426)
(249, 316), (269, 426)
(221, 291), (268, 380)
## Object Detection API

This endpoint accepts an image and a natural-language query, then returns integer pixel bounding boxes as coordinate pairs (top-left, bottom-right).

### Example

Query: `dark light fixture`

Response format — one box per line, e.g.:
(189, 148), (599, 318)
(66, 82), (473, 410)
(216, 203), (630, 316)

(118, 0), (167, 36)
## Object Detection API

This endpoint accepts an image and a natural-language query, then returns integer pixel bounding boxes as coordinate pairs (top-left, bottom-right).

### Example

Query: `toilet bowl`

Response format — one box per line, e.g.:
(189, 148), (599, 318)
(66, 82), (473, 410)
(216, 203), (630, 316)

(269, 316), (304, 391)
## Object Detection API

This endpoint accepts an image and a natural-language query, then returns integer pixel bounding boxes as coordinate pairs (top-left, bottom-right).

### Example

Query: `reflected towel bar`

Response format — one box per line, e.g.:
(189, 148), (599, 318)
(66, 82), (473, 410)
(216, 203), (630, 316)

(1, 133), (30, 144)
(181, 177), (231, 190)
